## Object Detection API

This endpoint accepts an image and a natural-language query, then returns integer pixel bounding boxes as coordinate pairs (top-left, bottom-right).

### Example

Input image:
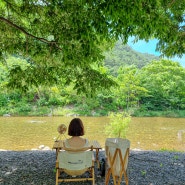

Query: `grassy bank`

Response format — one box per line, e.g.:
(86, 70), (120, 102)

(1, 104), (185, 118)
(133, 109), (185, 118)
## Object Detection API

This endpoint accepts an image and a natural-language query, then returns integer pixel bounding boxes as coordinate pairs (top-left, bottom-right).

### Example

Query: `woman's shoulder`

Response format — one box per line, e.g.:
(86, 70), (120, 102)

(84, 138), (89, 147)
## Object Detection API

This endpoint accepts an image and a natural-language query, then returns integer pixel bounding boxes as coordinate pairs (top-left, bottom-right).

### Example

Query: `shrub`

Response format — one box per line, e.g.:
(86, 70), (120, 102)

(105, 111), (131, 138)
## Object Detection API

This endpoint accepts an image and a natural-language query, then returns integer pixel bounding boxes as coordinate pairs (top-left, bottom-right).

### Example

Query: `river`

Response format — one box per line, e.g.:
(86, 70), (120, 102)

(0, 116), (184, 151)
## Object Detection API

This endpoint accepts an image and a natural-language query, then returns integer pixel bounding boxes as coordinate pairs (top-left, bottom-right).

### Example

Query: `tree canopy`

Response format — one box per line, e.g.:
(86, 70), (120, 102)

(0, 0), (184, 93)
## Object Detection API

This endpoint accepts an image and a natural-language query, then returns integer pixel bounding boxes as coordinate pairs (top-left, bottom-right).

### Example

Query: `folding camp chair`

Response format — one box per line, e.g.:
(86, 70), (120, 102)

(56, 145), (95, 185)
(105, 138), (130, 185)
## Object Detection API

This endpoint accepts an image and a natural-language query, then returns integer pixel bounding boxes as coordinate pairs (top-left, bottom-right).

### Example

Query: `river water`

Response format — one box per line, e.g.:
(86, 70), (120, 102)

(0, 116), (184, 151)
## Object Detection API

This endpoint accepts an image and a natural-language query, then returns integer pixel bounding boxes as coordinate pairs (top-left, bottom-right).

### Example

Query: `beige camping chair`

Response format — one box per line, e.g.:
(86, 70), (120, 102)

(55, 144), (95, 185)
(105, 138), (130, 185)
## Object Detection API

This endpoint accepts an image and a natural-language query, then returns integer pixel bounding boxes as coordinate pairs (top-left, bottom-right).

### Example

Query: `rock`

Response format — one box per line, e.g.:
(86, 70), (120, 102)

(0, 150), (184, 185)
(5, 172), (12, 175)
(31, 148), (38, 151)
(38, 145), (45, 150)
(42, 146), (50, 150)
(3, 114), (10, 117)
(0, 178), (4, 182)
(0, 149), (7, 151)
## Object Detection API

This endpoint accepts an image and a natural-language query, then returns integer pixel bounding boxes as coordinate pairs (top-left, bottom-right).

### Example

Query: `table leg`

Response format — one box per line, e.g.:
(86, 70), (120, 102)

(95, 149), (100, 169)
(55, 148), (60, 159)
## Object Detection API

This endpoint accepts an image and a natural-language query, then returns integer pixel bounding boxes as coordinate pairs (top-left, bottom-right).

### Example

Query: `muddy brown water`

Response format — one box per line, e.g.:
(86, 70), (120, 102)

(0, 116), (184, 151)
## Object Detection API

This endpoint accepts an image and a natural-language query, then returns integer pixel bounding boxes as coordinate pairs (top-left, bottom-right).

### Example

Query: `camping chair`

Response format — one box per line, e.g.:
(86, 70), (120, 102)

(55, 144), (95, 185)
(105, 138), (130, 185)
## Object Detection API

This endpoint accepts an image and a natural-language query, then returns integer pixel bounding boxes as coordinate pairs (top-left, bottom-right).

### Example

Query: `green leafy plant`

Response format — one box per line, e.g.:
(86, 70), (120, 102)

(173, 155), (179, 160)
(105, 111), (131, 138)
(141, 170), (147, 176)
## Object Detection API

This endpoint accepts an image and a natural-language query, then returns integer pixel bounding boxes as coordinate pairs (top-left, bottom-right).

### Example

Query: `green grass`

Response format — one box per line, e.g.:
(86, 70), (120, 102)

(133, 110), (185, 118)
(1, 103), (185, 118)
(158, 148), (183, 153)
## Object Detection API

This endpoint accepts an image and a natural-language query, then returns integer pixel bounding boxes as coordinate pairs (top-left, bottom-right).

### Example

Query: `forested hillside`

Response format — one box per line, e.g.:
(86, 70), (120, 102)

(104, 41), (159, 76)
(0, 46), (185, 117)
(0, 0), (184, 117)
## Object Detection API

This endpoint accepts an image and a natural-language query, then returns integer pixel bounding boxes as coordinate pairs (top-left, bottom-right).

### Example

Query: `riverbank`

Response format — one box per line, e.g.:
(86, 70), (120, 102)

(0, 150), (184, 185)
(2, 104), (185, 118)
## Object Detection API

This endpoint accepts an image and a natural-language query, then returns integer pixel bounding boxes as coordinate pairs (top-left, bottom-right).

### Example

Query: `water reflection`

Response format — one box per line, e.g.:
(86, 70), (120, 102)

(0, 116), (184, 151)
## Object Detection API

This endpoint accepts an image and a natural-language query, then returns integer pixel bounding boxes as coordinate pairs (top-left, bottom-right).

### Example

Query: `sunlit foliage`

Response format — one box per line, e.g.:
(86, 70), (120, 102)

(0, 0), (184, 93)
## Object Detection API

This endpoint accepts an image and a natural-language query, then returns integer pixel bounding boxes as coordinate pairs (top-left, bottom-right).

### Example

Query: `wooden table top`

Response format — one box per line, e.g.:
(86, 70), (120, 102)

(53, 140), (102, 150)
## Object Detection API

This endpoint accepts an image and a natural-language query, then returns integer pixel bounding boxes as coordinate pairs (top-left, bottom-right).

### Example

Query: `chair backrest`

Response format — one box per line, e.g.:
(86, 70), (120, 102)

(105, 138), (130, 176)
(58, 145), (93, 176)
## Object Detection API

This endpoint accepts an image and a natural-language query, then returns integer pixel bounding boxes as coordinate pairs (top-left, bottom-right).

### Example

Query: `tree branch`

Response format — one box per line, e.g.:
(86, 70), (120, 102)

(168, 0), (176, 7)
(0, 16), (62, 51)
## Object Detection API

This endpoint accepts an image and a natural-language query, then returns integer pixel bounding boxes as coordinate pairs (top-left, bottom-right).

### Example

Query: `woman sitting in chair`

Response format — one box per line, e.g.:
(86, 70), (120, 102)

(56, 118), (95, 185)
(64, 118), (89, 148)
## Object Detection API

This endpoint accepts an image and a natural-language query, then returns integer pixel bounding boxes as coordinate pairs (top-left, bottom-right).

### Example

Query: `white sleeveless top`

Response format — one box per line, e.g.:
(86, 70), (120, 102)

(64, 138), (89, 148)
(64, 138), (94, 160)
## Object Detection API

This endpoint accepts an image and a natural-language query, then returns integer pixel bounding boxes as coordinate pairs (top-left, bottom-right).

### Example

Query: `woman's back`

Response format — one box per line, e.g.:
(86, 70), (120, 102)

(65, 137), (89, 148)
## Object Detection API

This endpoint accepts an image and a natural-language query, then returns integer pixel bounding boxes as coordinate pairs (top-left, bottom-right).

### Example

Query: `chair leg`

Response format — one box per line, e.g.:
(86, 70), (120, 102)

(105, 168), (111, 185)
(56, 169), (59, 185)
(112, 174), (118, 185)
(125, 173), (129, 185)
(123, 170), (128, 185)
(92, 167), (95, 185)
(126, 170), (129, 185)
(116, 169), (128, 185)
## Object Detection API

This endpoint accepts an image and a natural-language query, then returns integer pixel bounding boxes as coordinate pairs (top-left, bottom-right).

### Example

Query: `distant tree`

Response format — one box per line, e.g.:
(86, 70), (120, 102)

(140, 60), (185, 110)
(0, 0), (184, 92)
(115, 65), (148, 110)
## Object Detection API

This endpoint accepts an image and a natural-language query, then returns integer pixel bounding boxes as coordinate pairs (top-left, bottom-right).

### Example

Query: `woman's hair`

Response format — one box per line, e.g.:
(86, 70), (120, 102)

(68, 118), (85, 136)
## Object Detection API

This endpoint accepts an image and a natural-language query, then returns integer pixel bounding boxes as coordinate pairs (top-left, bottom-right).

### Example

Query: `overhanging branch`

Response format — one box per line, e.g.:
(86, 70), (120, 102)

(0, 16), (62, 51)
